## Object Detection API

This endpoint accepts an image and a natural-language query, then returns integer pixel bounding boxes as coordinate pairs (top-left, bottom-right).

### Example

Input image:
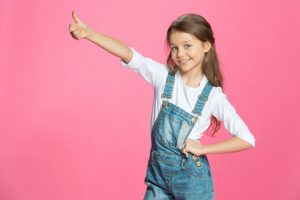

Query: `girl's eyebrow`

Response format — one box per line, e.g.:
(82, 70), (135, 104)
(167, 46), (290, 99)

(169, 40), (193, 46)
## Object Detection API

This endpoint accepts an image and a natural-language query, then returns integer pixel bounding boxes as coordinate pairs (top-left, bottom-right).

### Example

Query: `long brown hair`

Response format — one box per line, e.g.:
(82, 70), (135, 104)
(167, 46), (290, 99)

(166, 13), (223, 136)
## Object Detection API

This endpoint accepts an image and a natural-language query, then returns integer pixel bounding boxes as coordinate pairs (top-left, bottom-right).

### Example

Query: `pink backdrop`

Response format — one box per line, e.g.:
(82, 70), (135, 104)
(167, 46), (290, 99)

(1, 0), (299, 199)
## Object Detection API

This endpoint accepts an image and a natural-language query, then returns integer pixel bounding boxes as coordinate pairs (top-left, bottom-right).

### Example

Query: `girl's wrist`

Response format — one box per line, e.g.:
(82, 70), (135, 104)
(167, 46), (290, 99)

(197, 144), (208, 156)
(85, 26), (93, 39)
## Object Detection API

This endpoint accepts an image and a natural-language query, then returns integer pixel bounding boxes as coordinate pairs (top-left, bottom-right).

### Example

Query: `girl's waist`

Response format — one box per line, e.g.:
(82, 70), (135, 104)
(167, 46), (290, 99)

(150, 150), (208, 166)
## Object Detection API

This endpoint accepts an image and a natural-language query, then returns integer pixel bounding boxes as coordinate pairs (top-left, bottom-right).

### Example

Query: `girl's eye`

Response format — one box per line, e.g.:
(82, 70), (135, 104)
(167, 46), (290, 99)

(184, 44), (191, 48)
(171, 47), (178, 51)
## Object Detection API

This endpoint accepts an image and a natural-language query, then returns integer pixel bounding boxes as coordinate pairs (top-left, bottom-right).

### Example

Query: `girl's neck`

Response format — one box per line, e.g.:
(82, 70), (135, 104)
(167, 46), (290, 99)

(179, 69), (204, 88)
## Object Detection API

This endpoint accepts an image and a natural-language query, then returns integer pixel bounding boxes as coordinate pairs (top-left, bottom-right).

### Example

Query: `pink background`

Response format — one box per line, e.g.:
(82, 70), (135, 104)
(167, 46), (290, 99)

(1, 0), (299, 199)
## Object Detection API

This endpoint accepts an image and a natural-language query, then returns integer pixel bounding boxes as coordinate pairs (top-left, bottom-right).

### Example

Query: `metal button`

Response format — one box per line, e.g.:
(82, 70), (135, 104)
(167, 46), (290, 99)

(162, 101), (168, 107)
(191, 117), (197, 123)
(196, 161), (202, 167)
(192, 155), (198, 161)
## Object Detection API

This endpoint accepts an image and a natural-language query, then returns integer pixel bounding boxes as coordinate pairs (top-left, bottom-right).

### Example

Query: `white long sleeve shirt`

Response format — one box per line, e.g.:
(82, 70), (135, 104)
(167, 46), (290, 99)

(121, 48), (255, 147)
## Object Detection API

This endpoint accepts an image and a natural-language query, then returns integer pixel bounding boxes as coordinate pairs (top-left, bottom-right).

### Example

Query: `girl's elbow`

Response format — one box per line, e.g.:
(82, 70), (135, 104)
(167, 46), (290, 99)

(237, 137), (254, 150)
(122, 48), (133, 64)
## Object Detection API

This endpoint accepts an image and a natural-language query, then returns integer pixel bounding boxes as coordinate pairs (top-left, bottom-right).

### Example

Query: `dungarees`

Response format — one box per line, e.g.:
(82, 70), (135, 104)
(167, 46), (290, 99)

(144, 72), (214, 200)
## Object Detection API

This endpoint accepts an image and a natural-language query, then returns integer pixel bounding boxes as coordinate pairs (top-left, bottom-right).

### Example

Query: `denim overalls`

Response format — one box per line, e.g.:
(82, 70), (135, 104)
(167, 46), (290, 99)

(144, 72), (214, 200)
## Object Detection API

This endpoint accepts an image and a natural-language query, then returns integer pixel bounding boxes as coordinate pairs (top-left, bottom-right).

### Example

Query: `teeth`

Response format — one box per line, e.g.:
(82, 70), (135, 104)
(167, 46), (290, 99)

(179, 59), (190, 63)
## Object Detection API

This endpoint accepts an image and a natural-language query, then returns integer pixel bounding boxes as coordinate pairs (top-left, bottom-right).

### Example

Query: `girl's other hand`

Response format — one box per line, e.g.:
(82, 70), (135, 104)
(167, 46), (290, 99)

(182, 138), (205, 157)
(69, 10), (89, 40)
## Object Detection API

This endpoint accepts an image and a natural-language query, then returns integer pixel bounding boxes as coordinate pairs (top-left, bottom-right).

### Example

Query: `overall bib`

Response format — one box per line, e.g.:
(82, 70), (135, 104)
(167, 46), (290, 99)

(144, 72), (214, 200)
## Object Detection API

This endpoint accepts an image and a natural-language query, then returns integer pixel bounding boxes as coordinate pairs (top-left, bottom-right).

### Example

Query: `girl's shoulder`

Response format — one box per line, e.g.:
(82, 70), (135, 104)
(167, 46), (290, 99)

(121, 47), (169, 88)
(208, 85), (227, 104)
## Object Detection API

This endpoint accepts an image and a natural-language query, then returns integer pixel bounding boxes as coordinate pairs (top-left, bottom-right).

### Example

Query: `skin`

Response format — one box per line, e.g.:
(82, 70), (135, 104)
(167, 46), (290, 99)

(69, 11), (133, 63)
(69, 11), (253, 158)
(169, 31), (211, 88)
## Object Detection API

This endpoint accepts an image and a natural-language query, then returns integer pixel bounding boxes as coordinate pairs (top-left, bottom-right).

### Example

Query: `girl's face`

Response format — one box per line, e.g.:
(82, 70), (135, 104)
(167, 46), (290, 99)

(169, 31), (211, 76)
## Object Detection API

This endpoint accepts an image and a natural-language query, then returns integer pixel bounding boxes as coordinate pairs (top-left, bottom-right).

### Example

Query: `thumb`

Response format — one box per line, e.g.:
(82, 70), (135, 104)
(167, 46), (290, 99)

(72, 10), (81, 24)
(182, 148), (189, 158)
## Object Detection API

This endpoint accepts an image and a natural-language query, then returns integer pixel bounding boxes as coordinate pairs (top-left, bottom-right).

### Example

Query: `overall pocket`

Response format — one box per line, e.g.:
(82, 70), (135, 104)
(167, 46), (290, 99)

(184, 158), (209, 179)
(183, 157), (214, 194)
(153, 112), (187, 147)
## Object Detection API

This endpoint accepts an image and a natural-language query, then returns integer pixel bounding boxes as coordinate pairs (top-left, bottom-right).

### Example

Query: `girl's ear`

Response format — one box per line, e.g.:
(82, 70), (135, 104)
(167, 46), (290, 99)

(203, 41), (212, 53)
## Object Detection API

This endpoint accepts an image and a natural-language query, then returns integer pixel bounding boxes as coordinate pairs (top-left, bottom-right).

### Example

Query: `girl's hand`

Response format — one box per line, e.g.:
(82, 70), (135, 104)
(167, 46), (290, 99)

(69, 11), (89, 40)
(182, 138), (206, 157)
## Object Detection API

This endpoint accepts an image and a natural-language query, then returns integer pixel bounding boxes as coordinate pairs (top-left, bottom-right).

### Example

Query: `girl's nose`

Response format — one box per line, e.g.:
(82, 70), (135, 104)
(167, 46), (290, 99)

(177, 48), (185, 58)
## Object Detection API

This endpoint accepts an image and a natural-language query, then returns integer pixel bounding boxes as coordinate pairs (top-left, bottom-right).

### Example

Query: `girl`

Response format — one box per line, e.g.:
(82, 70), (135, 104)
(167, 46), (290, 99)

(69, 11), (255, 200)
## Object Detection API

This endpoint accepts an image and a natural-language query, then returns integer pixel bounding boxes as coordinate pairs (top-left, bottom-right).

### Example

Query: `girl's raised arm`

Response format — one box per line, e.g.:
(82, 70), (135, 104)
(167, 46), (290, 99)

(69, 11), (133, 64)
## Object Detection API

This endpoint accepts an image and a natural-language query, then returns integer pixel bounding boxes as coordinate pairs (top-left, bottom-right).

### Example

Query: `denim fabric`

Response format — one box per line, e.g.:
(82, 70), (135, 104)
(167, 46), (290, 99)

(144, 72), (214, 200)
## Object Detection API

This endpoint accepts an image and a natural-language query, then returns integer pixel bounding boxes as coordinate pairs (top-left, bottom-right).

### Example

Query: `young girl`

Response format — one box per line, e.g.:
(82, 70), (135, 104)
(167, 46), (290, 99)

(69, 11), (255, 200)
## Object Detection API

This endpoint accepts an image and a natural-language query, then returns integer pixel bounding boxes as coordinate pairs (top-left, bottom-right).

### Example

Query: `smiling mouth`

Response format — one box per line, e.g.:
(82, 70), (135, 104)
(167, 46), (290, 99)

(178, 59), (191, 64)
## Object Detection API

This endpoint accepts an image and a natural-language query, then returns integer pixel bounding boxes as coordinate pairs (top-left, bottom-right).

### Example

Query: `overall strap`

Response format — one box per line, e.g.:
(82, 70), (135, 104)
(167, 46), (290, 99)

(161, 71), (175, 99)
(192, 81), (213, 116)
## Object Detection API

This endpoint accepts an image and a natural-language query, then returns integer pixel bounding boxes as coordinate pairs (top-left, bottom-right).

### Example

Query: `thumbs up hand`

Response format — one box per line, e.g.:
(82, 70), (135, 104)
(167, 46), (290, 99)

(69, 10), (89, 40)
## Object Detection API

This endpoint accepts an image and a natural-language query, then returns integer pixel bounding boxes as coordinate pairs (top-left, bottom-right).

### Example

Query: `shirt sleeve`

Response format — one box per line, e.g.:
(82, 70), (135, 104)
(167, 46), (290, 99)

(121, 48), (168, 88)
(211, 87), (256, 147)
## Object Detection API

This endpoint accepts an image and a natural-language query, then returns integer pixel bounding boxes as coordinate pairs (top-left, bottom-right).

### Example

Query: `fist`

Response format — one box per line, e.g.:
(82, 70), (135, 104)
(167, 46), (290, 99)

(69, 10), (89, 40)
(182, 138), (205, 157)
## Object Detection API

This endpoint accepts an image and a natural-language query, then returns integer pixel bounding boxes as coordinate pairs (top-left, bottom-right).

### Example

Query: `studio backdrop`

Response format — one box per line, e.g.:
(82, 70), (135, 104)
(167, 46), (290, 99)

(0, 0), (299, 199)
